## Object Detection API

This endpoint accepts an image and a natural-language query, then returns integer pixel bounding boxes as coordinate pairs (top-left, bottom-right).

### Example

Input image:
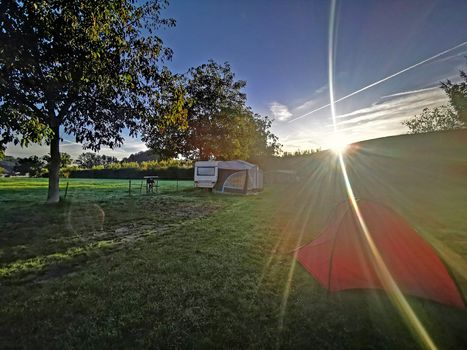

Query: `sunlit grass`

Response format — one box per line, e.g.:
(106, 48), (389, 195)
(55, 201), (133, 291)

(1, 134), (467, 348)
(0, 178), (194, 203)
(0, 241), (117, 279)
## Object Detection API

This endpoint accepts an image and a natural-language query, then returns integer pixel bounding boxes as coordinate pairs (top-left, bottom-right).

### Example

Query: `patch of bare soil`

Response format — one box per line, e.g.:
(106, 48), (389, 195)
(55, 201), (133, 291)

(4, 199), (221, 284)
(89, 200), (219, 244)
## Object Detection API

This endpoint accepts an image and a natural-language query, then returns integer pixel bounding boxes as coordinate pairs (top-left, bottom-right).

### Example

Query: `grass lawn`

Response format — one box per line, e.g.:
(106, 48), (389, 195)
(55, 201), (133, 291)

(1, 132), (467, 349)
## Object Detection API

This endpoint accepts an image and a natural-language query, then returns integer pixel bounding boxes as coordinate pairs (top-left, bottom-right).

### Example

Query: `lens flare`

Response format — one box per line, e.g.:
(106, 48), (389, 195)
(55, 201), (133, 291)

(338, 154), (437, 350)
(326, 1), (437, 349)
(328, 135), (348, 155)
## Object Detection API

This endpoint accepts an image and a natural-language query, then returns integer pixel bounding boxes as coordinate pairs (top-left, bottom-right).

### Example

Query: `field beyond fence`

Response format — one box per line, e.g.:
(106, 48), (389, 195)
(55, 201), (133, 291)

(68, 166), (194, 180)
(0, 178), (194, 203)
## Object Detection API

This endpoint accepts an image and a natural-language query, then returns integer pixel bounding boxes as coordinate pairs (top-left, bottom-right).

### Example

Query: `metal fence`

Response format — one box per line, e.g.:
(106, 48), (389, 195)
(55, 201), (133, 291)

(61, 178), (194, 201)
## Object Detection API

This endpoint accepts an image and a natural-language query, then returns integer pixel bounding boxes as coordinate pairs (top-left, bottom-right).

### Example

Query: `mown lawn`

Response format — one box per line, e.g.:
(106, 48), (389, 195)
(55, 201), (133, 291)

(1, 131), (467, 350)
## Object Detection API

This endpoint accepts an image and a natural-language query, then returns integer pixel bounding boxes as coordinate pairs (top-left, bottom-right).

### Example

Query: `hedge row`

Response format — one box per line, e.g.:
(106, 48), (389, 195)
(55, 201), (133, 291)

(69, 166), (194, 180)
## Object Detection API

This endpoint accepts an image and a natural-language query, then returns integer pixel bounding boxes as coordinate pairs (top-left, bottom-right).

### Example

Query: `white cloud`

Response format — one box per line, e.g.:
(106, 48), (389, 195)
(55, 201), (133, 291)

(289, 41), (467, 124)
(278, 87), (450, 153)
(314, 84), (328, 94)
(380, 86), (438, 99)
(269, 101), (292, 121)
(291, 84), (328, 113)
(335, 87), (448, 128)
(293, 99), (318, 112)
(432, 49), (467, 64)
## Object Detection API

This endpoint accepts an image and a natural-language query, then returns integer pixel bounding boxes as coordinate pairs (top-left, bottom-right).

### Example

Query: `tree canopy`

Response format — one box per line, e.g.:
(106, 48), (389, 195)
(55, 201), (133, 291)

(402, 106), (464, 134)
(143, 60), (280, 160)
(122, 150), (161, 163)
(14, 156), (46, 177)
(441, 68), (467, 125)
(76, 152), (118, 169)
(43, 152), (72, 168)
(0, 0), (184, 202)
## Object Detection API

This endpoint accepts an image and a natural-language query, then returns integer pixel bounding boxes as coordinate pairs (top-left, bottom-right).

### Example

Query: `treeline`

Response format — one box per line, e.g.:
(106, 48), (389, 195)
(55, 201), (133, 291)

(67, 152), (322, 179)
(1, 153), (72, 177)
(280, 148), (322, 158)
(66, 151), (327, 179)
(2, 149), (324, 179)
(1, 152), (193, 179)
(66, 159), (193, 179)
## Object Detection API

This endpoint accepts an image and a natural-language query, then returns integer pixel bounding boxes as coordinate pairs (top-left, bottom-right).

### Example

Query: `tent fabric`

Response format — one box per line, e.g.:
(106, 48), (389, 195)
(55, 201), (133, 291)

(222, 171), (247, 193)
(218, 160), (256, 170)
(296, 200), (465, 308)
(214, 169), (239, 192)
(213, 160), (263, 193)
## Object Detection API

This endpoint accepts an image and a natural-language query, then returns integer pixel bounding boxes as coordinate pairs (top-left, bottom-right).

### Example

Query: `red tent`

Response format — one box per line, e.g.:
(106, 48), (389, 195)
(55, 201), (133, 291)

(296, 200), (465, 308)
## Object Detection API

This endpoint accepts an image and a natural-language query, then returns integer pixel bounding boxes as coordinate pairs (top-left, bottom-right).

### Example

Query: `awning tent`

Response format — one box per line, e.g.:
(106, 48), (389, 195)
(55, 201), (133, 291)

(214, 160), (263, 194)
(296, 199), (465, 308)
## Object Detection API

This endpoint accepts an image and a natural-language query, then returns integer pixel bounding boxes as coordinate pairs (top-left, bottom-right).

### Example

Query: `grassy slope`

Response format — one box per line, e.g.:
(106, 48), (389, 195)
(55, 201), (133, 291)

(1, 130), (467, 349)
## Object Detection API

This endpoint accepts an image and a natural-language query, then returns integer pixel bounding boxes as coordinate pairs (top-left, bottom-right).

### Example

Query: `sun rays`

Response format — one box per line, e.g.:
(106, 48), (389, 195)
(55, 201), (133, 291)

(276, 1), (439, 349)
(325, 1), (436, 348)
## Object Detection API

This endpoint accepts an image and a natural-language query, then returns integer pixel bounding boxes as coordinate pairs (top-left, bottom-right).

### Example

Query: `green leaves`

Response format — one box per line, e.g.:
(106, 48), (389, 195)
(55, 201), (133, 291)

(142, 60), (280, 160)
(402, 106), (464, 134)
(441, 68), (467, 125)
(1, 0), (179, 200)
(403, 60), (467, 134)
(0, 0), (177, 150)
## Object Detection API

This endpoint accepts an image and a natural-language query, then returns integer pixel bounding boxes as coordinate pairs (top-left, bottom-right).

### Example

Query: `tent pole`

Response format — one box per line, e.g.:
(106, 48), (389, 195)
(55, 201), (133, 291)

(243, 169), (248, 194)
(327, 203), (351, 291)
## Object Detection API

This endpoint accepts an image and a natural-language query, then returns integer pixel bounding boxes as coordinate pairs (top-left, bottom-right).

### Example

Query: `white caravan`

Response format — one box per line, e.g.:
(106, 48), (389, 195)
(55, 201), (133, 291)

(194, 160), (219, 188)
(194, 160), (263, 193)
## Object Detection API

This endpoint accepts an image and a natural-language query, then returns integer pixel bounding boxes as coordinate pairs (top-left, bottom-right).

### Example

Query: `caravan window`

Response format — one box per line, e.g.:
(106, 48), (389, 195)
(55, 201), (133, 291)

(197, 166), (215, 176)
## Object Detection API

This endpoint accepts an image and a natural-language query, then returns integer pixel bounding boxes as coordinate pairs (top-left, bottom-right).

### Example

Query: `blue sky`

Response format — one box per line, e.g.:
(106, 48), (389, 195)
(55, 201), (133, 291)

(7, 0), (467, 158)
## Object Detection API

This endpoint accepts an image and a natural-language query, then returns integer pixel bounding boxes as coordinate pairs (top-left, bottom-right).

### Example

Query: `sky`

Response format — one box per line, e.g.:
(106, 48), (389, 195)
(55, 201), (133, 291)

(6, 0), (467, 159)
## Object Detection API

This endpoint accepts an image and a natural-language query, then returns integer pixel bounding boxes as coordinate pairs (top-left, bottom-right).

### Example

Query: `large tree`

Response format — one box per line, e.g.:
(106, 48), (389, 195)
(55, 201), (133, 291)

(143, 60), (280, 160)
(0, 0), (185, 202)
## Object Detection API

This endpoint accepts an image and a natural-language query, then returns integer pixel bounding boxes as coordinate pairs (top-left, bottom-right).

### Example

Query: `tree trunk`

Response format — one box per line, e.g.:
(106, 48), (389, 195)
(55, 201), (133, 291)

(47, 124), (60, 203)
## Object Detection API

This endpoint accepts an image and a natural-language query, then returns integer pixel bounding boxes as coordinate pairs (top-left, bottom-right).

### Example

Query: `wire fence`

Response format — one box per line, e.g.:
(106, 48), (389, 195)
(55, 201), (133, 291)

(0, 178), (195, 208)
(61, 178), (194, 202)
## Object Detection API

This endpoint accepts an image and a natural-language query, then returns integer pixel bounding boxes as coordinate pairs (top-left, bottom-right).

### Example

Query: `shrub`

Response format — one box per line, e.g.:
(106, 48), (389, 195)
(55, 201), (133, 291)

(402, 106), (464, 134)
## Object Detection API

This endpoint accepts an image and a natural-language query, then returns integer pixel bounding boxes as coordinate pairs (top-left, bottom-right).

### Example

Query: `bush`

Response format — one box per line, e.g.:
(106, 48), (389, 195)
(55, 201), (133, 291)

(402, 106), (464, 134)
(60, 165), (81, 178)
(65, 159), (194, 179)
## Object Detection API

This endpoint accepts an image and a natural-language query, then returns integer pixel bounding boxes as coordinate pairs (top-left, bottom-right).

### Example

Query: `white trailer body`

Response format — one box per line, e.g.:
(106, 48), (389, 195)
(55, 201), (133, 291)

(194, 161), (219, 188)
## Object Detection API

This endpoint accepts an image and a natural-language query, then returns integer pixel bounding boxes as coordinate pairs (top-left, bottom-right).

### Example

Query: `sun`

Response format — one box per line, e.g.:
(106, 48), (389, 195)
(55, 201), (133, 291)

(328, 135), (348, 155)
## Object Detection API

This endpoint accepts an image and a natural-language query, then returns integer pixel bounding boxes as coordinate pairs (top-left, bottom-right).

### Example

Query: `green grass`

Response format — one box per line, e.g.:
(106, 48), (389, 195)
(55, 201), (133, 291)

(0, 177), (194, 203)
(1, 131), (467, 349)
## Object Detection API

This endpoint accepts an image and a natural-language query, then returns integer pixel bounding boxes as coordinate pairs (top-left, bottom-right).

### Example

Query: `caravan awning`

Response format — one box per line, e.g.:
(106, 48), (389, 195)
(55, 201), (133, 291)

(217, 160), (256, 171)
